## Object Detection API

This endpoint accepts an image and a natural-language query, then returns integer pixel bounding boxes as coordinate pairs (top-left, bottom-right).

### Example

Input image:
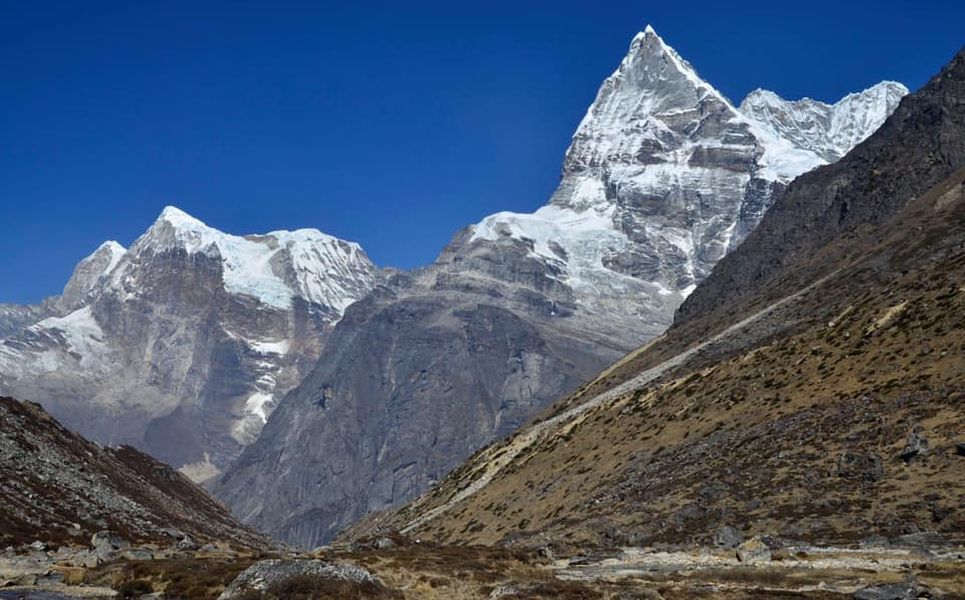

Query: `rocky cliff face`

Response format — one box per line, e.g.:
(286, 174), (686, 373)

(0, 207), (378, 479)
(214, 27), (905, 548)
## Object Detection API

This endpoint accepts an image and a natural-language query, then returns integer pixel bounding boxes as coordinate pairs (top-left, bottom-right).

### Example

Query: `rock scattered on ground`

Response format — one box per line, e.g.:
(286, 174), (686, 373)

(736, 536), (772, 564)
(900, 430), (929, 462)
(714, 526), (744, 549)
(853, 577), (931, 600)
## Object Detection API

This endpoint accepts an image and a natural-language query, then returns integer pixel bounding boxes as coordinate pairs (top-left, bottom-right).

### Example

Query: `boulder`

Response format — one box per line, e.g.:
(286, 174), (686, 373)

(175, 535), (197, 552)
(90, 531), (129, 564)
(836, 451), (885, 481)
(372, 537), (396, 550)
(736, 536), (771, 564)
(120, 548), (155, 561)
(900, 431), (929, 462)
(714, 526), (744, 549)
(771, 548), (794, 561)
(853, 580), (929, 600)
(218, 559), (377, 600)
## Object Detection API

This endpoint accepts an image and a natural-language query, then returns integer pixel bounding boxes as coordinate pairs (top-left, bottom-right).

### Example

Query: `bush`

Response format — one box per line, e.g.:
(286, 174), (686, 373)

(236, 574), (402, 600)
(115, 578), (153, 598)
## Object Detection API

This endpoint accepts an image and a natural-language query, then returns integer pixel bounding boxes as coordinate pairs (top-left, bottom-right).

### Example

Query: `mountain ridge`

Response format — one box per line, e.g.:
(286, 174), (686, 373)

(0, 206), (379, 478)
(345, 43), (965, 551)
(212, 27), (908, 549)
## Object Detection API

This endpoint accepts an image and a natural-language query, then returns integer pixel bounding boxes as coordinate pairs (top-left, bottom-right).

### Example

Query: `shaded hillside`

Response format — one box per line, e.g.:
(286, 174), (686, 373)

(0, 396), (271, 549)
(344, 48), (965, 549)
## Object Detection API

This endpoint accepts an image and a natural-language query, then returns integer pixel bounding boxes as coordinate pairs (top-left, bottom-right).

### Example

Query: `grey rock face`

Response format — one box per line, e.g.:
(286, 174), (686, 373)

(217, 278), (620, 546)
(214, 27), (904, 549)
(0, 208), (378, 477)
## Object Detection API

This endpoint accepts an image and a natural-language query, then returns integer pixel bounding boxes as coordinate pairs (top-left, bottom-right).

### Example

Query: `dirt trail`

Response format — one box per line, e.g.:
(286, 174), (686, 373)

(402, 273), (836, 533)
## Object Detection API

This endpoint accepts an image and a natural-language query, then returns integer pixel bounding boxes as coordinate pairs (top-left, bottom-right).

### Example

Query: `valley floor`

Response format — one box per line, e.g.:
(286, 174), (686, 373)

(2, 541), (963, 599)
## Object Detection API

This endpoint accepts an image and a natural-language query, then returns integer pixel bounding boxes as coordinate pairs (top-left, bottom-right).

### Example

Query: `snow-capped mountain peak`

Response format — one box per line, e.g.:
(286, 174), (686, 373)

(129, 206), (377, 312)
(159, 204), (204, 226)
(625, 25), (714, 97)
(470, 27), (905, 326)
(59, 240), (128, 310)
(739, 81), (908, 161)
(562, 26), (737, 180)
(0, 205), (381, 476)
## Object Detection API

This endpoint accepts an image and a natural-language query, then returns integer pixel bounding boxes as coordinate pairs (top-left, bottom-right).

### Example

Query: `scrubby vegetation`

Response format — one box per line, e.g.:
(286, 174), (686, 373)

(234, 574), (402, 600)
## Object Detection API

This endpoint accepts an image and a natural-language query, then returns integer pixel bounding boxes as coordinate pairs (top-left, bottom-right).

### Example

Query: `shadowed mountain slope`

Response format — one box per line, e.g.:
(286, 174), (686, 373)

(0, 396), (271, 550)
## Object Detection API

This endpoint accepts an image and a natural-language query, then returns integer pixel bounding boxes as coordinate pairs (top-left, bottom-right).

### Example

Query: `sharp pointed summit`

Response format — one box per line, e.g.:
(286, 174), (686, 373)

(158, 204), (204, 225)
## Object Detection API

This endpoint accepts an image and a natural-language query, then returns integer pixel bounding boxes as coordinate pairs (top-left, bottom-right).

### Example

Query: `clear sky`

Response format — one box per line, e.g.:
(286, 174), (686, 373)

(2, 1), (963, 303)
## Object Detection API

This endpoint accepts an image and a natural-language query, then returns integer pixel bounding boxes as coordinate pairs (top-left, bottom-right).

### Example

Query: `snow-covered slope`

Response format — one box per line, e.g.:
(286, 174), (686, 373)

(739, 81), (909, 162)
(0, 207), (379, 477)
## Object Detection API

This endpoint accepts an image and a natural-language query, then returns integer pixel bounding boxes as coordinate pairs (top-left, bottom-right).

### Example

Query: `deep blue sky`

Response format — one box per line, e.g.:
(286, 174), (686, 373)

(2, 1), (963, 303)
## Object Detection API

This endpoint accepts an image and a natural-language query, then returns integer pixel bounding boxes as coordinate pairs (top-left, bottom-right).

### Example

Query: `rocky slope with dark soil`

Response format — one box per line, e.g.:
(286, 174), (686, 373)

(346, 46), (965, 552)
(0, 396), (270, 550)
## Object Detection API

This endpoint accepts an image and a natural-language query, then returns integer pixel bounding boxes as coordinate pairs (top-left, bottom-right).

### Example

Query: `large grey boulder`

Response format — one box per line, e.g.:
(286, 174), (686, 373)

(90, 531), (129, 564)
(735, 536), (772, 564)
(217, 559), (376, 600)
(900, 431), (930, 462)
(714, 526), (744, 549)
